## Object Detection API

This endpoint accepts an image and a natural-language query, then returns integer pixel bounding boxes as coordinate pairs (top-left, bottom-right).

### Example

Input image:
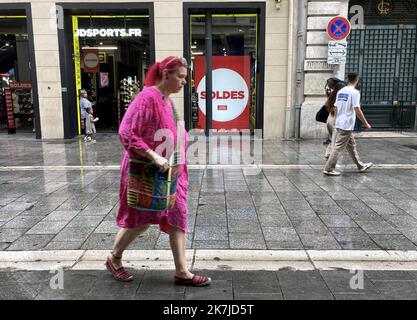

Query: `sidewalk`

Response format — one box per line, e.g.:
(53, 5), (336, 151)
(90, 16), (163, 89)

(1, 133), (417, 252)
(2, 268), (417, 300)
(1, 133), (417, 300)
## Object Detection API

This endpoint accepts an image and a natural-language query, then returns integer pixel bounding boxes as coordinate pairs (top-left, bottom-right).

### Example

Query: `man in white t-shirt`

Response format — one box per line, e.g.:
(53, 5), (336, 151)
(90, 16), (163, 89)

(323, 73), (373, 176)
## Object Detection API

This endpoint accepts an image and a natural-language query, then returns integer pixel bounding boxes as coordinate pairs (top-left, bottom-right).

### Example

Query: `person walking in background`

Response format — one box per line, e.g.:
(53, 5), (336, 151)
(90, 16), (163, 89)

(324, 80), (346, 160)
(323, 72), (373, 176)
(80, 89), (91, 138)
(106, 56), (211, 287)
(85, 107), (98, 143)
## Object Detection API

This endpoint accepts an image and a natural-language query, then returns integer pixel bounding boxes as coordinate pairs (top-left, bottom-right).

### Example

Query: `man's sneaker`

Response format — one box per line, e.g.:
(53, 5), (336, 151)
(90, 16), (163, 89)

(323, 170), (341, 176)
(359, 162), (373, 173)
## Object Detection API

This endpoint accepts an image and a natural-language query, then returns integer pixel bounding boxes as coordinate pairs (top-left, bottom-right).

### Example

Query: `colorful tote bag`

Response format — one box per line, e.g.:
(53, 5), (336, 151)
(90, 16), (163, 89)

(127, 106), (181, 212)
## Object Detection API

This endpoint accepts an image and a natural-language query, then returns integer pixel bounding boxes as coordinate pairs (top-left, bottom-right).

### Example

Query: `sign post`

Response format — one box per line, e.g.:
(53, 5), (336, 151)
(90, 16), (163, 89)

(327, 16), (351, 65)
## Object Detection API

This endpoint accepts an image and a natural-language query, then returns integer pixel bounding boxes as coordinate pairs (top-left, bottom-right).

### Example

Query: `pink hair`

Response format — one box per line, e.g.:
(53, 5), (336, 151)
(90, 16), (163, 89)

(144, 56), (187, 87)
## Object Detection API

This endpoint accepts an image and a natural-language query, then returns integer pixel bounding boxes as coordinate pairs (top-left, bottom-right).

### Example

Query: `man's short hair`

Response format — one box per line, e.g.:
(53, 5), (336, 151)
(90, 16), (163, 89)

(348, 73), (359, 83)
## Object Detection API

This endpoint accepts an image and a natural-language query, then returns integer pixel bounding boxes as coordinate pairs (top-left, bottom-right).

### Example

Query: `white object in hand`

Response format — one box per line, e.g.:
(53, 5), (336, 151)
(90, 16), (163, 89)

(152, 154), (169, 172)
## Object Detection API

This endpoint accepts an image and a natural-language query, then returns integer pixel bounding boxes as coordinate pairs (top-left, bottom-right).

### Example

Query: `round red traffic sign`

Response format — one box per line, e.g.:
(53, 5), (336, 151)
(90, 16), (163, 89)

(327, 16), (351, 41)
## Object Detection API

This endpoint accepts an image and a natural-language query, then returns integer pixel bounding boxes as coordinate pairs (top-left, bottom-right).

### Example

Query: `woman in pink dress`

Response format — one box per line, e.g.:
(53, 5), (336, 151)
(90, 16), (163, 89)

(105, 56), (211, 287)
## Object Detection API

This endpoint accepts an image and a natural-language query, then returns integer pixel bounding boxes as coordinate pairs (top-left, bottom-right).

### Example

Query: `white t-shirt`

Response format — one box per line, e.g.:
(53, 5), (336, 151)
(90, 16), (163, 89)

(335, 86), (361, 131)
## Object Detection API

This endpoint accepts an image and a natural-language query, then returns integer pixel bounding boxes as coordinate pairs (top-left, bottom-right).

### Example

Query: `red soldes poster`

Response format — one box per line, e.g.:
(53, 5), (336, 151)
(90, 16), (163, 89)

(82, 49), (99, 73)
(194, 56), (250, 130)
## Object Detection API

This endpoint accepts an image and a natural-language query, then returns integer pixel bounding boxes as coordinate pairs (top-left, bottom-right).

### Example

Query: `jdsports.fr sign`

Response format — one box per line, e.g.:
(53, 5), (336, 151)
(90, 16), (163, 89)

(75, 28), (142, 37)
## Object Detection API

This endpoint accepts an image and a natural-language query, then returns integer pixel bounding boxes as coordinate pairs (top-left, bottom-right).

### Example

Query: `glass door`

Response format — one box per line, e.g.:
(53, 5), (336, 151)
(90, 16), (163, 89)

(187, 12), (261, 134)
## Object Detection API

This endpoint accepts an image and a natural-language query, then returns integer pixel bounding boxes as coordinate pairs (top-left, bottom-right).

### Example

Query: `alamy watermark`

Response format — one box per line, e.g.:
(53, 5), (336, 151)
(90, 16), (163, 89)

(50, 267), (64, 290)
(349, 268), (364, 290)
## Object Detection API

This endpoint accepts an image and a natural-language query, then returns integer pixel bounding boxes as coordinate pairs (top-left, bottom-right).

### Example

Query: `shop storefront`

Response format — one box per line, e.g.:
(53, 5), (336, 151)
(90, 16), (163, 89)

(347, 0), (417, 131)
(57, 3), (155, 138)
(0, 1), (292, 140)
(0, 4), (40, 137)
(183, 3), (265, 134)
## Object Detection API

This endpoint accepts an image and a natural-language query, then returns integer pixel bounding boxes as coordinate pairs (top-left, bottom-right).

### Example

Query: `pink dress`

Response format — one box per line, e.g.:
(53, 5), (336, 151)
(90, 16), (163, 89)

(117, 87), (189, 234)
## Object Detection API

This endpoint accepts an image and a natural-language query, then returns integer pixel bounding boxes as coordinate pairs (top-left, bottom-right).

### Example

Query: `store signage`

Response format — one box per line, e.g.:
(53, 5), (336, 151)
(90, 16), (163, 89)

(304, 59), (332, 71)
(100, 72), (109, 88)
(328, 40), (347, 64)
(376, 0), (392, 16)
(83, 49), (99, 73)
(195, 56), (250, 130)
(98, 52), (107, 63)
(75, 28), (142, 37)
(9, 82), (32, 89)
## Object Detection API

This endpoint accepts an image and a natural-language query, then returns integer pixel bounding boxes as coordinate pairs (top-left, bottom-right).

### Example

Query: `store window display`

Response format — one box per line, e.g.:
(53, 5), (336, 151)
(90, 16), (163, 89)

(0, 17), (34, 134)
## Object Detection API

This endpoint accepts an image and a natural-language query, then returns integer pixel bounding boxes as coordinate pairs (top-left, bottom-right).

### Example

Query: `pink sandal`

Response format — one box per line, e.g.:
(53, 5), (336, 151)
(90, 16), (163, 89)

(105, 253), (133, 282)
(174, 274), (212, 287)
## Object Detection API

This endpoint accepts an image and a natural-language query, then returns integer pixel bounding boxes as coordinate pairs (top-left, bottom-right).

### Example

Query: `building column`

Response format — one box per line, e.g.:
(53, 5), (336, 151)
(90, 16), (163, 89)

(154, 1), (184, 120)
(31, 1), (64, 139)
(300, 0), (349, 139)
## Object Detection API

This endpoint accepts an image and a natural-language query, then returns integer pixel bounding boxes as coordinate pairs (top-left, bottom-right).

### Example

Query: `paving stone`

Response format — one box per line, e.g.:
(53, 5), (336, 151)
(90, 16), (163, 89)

(42, 210), (80, 222)
(256, 204), (286, 215)
(298, 234), (341, 250)
(26, 220), (69, 235)
(258, 215), (292, 228)
(81, 233), (117, 250)
(355, 220), (401, 234)
(291, 219), (329, 234)
(227, 220), (262, 233)
(285, 209), (318, 220)
(229, 233), (266, 249)
(0, 211), (23, 223)
(277, 270), (334, 300)
(280, 199), (311, 210)
(319, 215), (358, 228)
(52, 227), (95, 242)
(0, 198), (17, 206)
(194, 226), (228, 241)
(234, 293), (283, 300)
(337, 240), (381, 250)
(329, 227), (371, 241)
(261, 227), (299, 242)
(195, 214), (227, 227)
(184, 280), (233, 300)
(226, 207), (257, 220)
(192, 240), (229, 249)
(197, 204), (226, 215)
(0, 242), (10, 250)
(0, 228), (27, 242)
(373, 281), (417, 300)
(364, 271), (417, 281)
(266, 240), (304, 249)
(44, 241), (85, 250)
(93, 221), (119, 234)
(320, 270), (381, 295)
(3, 216), (44, 229)
(369, 234), (417, 250)
(7, 234), (55, 250)
(137, 271), (185, 294)
(65, 215), (104, 228)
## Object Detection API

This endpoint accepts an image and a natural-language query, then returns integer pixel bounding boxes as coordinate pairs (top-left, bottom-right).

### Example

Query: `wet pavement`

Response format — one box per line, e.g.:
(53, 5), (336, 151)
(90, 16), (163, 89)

(1, 269), (417, 300)
(1, 133), (417, 251)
